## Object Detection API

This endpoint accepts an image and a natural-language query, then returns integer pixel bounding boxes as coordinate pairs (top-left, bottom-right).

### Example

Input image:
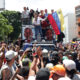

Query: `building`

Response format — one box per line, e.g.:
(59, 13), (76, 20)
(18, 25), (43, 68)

(63, 13), (77, 43)
(0, 0), (5, 11)
(75, 5), (80, 38)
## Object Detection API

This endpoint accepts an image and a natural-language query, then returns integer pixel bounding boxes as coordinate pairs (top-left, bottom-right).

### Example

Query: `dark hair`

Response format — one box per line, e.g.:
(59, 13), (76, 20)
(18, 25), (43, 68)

(36, 68), (50, 80)
(34, 12), (38, 17)
(72, 52), (77, 61)
(19, 67), (29, 77)
(66, 69), (76, 79)
(63, 51), (71, 56)
(6, 58), (12, 62)
(27, 7), (29, 10)
(51, 52), (60, 65)
(78, 31), (80, 35)
(51, 56), (60, 65)
(22, 61), (29, 66)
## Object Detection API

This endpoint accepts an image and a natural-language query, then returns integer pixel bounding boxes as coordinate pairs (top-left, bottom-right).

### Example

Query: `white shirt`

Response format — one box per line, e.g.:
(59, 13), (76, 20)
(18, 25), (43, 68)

(1, 63), (14, 79)
(28, 76), (35, 80)
(21, 10), (29, 18)
(58, 77), (71, 80)
(33, 17), (45, 26)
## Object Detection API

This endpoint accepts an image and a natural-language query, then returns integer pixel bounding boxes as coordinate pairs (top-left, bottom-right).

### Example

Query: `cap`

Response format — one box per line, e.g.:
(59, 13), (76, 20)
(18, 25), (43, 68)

(50, 65), (66, 77)
(22, 58), (31, 62)
(42, 49), (48, 53)
(62, 56), (68, 61)
(42, 39), (46, 43)
(63, 60), (76, 71)
(5, 50), (18, 60)
(34, 40), (37, 43)
(46, 63), (53, 69)
(20, 49), (24, 52)
(42, 49), (48, 57)
(36, 68), (50, 80)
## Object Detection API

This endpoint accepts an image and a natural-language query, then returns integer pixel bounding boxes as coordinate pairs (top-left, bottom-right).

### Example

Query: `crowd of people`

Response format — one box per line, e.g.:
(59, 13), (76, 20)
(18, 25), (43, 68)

(0, 6), (80, 80)
(21, 7), (56, 41)
(21, 7), (65, 43)
(0, 39), (80, 80)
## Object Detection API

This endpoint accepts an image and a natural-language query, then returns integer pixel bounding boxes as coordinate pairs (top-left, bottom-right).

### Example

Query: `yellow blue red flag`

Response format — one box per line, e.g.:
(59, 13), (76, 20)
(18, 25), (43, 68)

(57, 9), (65, 32)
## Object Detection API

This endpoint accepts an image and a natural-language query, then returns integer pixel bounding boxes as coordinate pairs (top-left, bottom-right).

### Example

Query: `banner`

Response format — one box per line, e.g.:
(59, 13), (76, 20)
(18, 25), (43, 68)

(48, 14), (60, 35)
(46, 29), (53, 40)
(57, 9), (65, 32)
(22, 25), (35, 40)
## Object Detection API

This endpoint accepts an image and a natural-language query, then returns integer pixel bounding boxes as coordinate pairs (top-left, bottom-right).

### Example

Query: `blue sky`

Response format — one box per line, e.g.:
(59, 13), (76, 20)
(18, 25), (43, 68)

(5, 0), (80, 15)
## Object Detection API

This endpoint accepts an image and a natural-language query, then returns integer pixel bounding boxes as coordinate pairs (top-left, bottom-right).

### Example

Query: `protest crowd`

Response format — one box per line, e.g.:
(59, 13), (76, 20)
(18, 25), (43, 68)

(0, 6), (80, 80)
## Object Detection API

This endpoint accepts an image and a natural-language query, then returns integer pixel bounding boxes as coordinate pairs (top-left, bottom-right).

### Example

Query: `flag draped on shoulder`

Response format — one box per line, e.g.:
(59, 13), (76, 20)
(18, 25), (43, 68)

(48, 14), (60, 35)
(52, 12), (61, 33)
(57, 9), (65, 32)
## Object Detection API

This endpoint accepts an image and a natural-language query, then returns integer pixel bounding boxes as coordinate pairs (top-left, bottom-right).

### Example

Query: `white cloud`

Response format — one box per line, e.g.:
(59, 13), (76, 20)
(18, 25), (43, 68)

(5, 0), (79, 15)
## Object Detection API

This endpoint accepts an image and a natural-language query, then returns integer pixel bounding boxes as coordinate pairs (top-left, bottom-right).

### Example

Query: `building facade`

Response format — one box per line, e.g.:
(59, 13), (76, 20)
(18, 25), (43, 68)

(63, 13), (77, 43)
(75, 5), (80, 38)
(0, 0), (5, 10)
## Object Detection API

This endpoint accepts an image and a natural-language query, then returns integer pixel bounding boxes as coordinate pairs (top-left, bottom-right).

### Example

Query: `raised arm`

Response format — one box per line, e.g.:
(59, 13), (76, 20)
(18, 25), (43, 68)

(19, 48), (30, 66)
(29, 57), (37, 76)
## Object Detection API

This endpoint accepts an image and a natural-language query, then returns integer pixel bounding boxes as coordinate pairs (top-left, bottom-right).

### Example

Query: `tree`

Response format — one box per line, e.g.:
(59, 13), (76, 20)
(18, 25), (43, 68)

(0, 13), (13, 41)
(1, 10), (22, 40)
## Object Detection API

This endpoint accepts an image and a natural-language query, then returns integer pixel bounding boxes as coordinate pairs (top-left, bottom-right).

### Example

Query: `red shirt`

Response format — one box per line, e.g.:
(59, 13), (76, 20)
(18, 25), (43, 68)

(40, 15), (50, 29)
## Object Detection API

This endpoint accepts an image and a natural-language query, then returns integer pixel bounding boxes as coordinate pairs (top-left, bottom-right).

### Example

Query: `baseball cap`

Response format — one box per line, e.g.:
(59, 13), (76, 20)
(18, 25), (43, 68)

(46, 63), (53, 69)
(5, 50), (18, 60)
(63, 59), (76, 71)
(42, 49), (48, 53)
(19, 49), (24, 52)
(36, 68), (50, 80)
(50, 65), (66, 77)
(34, 40), (38, 43)
(42, 49), (48, 57)
(22, 58), (31, 62)
(62, 56), (68, 61)
(42, 39), (46, 43)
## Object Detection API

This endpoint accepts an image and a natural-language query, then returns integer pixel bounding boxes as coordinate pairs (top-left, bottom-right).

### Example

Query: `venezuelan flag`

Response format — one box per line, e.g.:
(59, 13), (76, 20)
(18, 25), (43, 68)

(57, 9), (65, 32)
(48, 14), (60, 35)
(52, 12), (61, 33)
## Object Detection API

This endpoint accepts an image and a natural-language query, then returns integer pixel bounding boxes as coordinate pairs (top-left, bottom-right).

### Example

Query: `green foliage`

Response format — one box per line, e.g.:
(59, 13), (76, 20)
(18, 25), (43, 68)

(0, 13), (13, 41)
(1, 10), (22, 40)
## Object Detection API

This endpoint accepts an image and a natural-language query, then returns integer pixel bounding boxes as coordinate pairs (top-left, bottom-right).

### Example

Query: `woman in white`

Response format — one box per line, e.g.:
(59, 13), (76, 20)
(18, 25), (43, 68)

(33, 12), (45, 40)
